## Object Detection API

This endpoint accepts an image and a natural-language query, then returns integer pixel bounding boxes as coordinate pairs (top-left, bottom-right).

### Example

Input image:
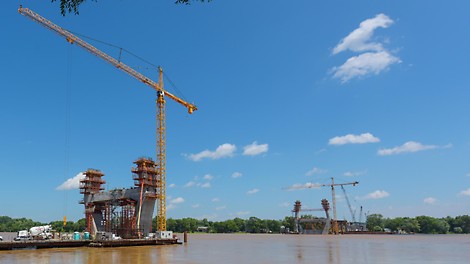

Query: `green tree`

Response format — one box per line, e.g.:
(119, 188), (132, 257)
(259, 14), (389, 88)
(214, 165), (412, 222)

(281, 216), (295, 232)
(366, 214), (384, 231)
(245, 217), (266, 233)
(454, 215), (470, 233)
(266, 219), (281, 233)
(233, 217), (246, 232)
(51, 0), (212, 16)
(384, 217), (420, 233)
(416, 216), (449, 234)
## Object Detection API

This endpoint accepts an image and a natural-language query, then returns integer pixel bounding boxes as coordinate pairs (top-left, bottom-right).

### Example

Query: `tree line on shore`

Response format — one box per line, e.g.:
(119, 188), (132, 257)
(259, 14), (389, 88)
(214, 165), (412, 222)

(2, 214), (470, 234)
(0, 216), (85, 233)
(161, 215), (470, 234)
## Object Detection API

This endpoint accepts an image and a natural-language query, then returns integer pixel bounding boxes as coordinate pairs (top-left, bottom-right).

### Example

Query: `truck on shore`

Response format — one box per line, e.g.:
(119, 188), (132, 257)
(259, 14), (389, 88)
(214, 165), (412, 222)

(14, 225), (53, 241)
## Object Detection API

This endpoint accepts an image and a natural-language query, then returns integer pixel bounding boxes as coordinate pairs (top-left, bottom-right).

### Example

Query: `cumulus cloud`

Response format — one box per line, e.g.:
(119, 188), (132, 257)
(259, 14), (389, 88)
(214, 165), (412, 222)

(56, 172), (85, 190)
(184, 177), (212, 188)
(459, 188), (470, 196)
(171, 197), (185, 204)
(168, 183), (176, 188)
(378, 141), (441, 156)
(331, 14), (400, 83)
(243, 141), (269, 156)
(286, 182), (320, 191)
(333, 13), (394, 54)
(212, 198), (220, 202)
(343, 171), (366, 177)
(167, 197), (185, 210)
(329, 133), (380, 145)
(424, 197), (437, 205)
(247, 188), (260, 195)
(203, 174), (214, 181)
(232, 172), (242, 179)
(360, 190), (390, 200)
(305, 167), (327, 176)
(332, 51), (400, 83)
(200, 182), (211, 188)
(184, 181), (196, 188)
(188, 143), (236, 161)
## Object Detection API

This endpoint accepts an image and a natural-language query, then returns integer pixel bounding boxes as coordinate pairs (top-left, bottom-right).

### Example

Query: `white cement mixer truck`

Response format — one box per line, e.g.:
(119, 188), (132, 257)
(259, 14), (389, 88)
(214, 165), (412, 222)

(14, 225), (53, 240)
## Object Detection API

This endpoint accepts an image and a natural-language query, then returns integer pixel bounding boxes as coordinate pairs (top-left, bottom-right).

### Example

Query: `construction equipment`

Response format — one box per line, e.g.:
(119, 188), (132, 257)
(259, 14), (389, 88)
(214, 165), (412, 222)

(18, 6), (197, 232)
(341, 185), (356, 223)
(317, 178), (358, 234)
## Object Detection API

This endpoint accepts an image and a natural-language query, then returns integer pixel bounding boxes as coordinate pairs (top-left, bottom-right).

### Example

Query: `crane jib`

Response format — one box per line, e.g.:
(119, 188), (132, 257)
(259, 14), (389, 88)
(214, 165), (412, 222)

(18, 5), (197, 114)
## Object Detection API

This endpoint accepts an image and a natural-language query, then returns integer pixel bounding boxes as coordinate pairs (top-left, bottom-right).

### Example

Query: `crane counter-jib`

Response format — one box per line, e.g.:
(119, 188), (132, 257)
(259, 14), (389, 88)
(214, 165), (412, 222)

(17, 5), (197, 114)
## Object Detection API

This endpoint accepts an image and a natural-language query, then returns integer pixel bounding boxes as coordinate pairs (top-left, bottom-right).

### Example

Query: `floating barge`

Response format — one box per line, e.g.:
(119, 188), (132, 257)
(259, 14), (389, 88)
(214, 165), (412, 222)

(0, 238), (181, 250)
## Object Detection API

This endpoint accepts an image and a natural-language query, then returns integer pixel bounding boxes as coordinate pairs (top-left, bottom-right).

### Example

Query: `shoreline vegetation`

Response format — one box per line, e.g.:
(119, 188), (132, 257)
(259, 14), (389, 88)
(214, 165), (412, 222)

(1, 214), (469, 235)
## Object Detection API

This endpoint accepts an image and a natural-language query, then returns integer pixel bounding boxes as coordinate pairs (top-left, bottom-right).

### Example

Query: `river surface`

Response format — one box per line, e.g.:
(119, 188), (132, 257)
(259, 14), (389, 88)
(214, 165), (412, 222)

(1, 233), (469, 264)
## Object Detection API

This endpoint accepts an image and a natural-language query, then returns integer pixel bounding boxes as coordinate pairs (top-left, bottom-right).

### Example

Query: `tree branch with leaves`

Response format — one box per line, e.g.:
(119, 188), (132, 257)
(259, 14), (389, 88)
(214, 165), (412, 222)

(51, 0), (212, 15)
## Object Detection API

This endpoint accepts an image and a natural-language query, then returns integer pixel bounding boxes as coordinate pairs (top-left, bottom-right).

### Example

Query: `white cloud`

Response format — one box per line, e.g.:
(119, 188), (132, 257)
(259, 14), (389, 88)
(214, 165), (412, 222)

(192, 204), (200, 208)
(343, 171), (366, 177)
(331, 14), (400, 83)
(286, 182), (320, 191)
(168, 183), (176, 188)
(184, 180), (211, 188)
(247, 188), (259, 195)
(184, 181), (196, 188)
(378, 141), (440, 156)
(167, 197), (185, 210)
(243, 141), (269, 156)
(332, 51), (400, 83)
(171, 197), (185, 204)
(424, 197), (437, 205)
(305, 167), (327, 176)
(333, 13), (394, 54)
(329, 133), (380, 145)
(212, 198), (220, 202)
(56, 172), (85, 190)
(232, 172), (242, 179)
(200, 182), (211, 188)
(188, 143), (236, 161)
(459, 188), (470, 196)
(360, 190), (390, 200)
(279, 202), (290, 207)
(203, 174), (214, 181)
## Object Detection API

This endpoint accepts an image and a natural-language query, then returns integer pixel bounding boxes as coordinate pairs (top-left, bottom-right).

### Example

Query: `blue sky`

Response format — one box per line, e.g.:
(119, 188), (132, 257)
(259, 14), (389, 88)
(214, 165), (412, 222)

(1, 0), (470, 223)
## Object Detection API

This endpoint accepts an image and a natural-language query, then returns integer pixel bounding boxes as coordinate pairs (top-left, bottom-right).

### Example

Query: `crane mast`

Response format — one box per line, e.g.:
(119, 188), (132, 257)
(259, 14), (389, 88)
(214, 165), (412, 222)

(19, 6), (197, 231)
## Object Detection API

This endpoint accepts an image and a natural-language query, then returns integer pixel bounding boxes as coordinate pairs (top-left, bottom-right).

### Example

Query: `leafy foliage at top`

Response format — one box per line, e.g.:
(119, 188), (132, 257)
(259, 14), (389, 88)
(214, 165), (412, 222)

(51, 0), (212, 16)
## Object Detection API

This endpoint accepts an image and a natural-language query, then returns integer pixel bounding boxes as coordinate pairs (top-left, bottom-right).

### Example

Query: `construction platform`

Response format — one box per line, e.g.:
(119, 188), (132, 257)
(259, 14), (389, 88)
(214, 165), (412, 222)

(0, 238), (181, 250)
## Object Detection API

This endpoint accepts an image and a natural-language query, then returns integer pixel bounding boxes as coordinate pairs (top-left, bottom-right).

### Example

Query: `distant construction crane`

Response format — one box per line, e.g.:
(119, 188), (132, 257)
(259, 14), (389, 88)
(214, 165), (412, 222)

(18, 6), (198, 232)
(317, 178), (359, 234)
(341, 185), (356, 223)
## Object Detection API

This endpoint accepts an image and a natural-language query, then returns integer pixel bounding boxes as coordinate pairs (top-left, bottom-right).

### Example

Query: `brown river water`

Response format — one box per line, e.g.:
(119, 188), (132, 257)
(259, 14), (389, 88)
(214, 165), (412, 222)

(1, 233), (469, 264)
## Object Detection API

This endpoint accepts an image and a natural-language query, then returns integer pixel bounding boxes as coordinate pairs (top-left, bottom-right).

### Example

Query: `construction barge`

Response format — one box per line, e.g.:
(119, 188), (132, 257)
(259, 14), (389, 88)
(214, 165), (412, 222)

(0, 238), (181, 250)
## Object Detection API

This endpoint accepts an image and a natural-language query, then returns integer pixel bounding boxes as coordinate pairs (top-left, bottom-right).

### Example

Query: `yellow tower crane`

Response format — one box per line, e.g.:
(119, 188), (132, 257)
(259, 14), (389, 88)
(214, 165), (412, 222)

(18, 6), (197, 231)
